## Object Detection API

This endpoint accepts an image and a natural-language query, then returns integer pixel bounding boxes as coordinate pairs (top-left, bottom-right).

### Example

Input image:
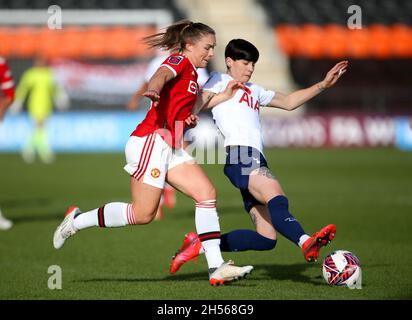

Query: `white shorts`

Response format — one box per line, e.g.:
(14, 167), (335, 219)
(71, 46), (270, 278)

(124, 133), (194, 189)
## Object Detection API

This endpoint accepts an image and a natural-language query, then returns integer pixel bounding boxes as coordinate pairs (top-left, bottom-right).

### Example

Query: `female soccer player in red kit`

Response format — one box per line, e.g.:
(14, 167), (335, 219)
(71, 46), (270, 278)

(0, 57), (15, 121)
(0, 56), (15, 230)
(53, 20), (253, 285)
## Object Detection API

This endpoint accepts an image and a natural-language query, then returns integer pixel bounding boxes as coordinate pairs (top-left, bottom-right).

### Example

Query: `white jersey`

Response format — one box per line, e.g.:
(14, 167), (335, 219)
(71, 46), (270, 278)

(145, 54), (209, 86)
(203, 72), (275, 154)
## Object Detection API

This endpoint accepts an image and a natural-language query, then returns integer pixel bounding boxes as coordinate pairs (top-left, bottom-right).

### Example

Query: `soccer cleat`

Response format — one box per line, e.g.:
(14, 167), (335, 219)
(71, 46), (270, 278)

(209, 260), (253, 286)
(302, 224), (337, 263)
(170, 232), (202, 274)
(53, 206), (80, 249)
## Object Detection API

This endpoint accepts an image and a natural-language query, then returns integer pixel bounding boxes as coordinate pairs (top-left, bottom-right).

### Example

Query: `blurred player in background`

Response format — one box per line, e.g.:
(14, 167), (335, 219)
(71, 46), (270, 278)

(53, 21), (253, 286)
(11, 56), (68, 164)
(171, 39), (348, 274)
(0, 57), (14, 122)
(126, 53), (209, 220)
(0, 56), (15, 230)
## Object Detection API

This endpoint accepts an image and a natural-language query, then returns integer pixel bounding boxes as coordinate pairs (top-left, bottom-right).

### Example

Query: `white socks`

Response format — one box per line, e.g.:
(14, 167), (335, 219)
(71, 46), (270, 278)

(195, 200), (224, 269)
(298, 234), (311, 248)
(73, 202), (135, 230)
(72, 200), (225, 270)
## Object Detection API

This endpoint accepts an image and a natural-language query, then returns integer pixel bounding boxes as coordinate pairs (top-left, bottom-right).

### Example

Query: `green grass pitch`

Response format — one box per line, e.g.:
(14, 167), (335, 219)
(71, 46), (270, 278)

(0, 148), (411, 299)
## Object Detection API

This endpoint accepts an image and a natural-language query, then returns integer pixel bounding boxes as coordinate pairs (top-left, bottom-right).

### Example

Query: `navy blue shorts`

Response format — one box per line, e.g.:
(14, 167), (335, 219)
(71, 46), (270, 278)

(223, 146), (269, 213)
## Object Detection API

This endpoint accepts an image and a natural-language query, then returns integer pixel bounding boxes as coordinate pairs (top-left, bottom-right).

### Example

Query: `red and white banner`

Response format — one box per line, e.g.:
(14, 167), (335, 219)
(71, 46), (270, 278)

(52, 59), (147, 105)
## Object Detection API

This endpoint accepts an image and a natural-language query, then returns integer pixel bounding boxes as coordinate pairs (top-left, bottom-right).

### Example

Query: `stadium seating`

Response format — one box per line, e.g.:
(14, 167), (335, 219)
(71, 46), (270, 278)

(0, 0), (181, 14)
(275, 24), (412, 59)
(258, 0), (412, 113)
(260, 0), (412, 26)
(260, 0), (412, 59)
(0, 25), (158, 59)
(259, 0), (412, 59)
(0, 0), (185, 110)
(0, 0), (184, 60)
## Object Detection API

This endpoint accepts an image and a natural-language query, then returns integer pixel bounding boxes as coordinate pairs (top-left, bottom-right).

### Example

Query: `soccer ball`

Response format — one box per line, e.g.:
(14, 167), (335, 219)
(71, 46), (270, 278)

(322, 250), (362, 289)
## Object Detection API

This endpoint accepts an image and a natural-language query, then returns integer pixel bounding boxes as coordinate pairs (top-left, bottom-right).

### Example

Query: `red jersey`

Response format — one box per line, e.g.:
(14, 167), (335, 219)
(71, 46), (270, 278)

(0, 57), (15, 99)
(132, 53), (198, 148)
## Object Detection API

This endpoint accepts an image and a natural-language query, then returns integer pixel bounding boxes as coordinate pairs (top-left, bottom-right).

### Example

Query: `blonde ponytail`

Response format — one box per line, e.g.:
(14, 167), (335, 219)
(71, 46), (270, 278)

(143, 20), (215, 52)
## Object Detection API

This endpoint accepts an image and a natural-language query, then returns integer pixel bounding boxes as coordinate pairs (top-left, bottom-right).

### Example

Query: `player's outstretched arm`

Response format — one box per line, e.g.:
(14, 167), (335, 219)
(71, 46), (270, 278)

(127, 82), (149, 110)
(269, 60), (348, 111)
(142, 66), (175, 108)
(192, 89), (216, 115)
(192, 79), (244, 115)
(209, 80), (244, 107)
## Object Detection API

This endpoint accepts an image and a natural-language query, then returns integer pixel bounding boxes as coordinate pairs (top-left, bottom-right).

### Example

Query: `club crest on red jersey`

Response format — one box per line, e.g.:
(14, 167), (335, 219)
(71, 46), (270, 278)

(168, 56), (183, 65)
(151, 168), (161, 178)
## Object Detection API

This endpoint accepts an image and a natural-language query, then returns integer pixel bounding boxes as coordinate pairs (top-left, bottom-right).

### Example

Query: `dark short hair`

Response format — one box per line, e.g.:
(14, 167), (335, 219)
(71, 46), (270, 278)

(224, 39), (259, 63)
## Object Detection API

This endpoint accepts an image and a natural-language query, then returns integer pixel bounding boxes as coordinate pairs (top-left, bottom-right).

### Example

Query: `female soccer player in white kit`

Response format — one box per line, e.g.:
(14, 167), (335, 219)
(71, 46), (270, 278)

(170, 39), (348, 274)
(53, 22), (252, 286)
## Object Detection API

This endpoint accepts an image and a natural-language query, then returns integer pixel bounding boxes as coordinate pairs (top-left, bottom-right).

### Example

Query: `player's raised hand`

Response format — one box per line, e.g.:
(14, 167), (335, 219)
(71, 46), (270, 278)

(321, 60), (349, 89)
(185, 114), (199, 128)
(221, 80), (245, 99)
(142, 89), (160, 107)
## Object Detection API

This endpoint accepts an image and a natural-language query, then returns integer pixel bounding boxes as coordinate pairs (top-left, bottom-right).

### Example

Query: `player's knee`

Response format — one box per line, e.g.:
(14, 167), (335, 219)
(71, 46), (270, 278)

(131, 207), (156, 225)
(135, 215), (155, 225)
(256, 231), (277, 250)
(264, 238), (277, 250)
(193, 185), (216, 203)
(255, 236), (277, 251)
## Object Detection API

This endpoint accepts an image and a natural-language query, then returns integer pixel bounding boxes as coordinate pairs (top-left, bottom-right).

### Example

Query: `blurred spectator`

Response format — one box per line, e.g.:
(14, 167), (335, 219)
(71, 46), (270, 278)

(0, 56), (15, 230)
(11, 56), (68, 164)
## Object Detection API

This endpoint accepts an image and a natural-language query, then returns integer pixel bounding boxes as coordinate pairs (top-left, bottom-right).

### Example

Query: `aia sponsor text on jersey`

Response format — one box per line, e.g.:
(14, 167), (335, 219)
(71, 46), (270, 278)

(239, 86), (259, 111)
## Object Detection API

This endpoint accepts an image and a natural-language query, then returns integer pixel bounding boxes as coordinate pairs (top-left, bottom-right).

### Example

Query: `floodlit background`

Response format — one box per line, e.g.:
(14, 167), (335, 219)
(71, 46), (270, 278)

(0, 0), (411, 300)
